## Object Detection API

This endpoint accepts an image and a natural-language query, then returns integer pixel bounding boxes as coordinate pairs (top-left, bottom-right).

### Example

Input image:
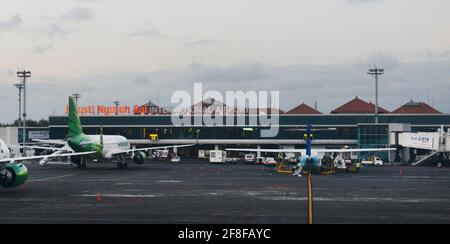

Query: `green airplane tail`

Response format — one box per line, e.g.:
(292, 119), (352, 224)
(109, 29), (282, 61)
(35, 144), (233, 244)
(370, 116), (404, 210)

(68, 96), (84, 138)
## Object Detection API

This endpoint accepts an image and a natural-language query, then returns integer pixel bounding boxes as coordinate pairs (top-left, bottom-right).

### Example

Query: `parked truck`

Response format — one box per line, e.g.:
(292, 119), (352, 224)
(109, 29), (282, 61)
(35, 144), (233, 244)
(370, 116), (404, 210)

(361, 156), (383, 167)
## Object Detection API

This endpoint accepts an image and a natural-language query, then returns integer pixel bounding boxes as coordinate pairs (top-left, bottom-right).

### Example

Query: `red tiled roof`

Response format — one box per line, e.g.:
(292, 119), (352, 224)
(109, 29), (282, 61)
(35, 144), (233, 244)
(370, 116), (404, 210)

(286, 103), (322, 115)
(242, 108), (285, 115)
(331, 97), (390, 114)
(138, 100), (171, 115)
(392, 100), (441, 114)
(191, 98), (235, 115)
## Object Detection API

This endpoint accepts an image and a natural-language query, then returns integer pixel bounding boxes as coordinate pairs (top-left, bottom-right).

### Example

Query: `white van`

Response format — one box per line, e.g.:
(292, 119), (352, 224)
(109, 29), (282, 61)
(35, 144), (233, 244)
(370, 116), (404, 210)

(210, 150), (227, 163)
(244, 154), (256, 163)
(257, 157), (277, 165)
(361, 156), (383, 167)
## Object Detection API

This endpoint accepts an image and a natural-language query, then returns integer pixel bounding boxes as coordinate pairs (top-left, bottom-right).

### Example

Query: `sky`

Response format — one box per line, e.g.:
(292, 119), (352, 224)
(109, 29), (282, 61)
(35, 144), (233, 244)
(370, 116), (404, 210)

(0, 0), (450, 122)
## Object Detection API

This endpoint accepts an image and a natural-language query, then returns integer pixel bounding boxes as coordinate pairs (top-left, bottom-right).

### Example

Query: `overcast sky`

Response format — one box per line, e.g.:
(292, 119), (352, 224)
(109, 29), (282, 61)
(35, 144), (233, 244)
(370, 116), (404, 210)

(1, 0), (450, 122)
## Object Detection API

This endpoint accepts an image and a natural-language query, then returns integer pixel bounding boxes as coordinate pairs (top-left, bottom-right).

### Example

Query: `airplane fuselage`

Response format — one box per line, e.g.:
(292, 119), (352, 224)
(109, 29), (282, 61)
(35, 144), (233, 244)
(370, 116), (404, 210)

(298, 155), (321, 171)
(0, 139), (11, 159)
(0, 139), (29, 188)
(68, 134), (130, 159)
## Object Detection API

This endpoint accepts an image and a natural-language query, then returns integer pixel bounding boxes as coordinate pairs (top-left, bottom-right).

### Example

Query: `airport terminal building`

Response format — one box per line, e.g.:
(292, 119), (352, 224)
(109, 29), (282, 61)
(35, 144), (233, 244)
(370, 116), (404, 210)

(46, 97), (450, 163)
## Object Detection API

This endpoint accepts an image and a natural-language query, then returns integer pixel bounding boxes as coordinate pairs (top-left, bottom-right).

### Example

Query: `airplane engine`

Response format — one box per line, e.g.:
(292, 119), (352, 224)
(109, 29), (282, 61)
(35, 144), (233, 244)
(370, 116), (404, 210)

(0, 163), (28, 188)
(133, 151), (147, 165)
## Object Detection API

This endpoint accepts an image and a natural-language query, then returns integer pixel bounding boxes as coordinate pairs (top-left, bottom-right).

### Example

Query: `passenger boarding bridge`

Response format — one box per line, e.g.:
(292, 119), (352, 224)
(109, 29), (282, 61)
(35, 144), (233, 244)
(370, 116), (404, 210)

(394, 126), (450, 166)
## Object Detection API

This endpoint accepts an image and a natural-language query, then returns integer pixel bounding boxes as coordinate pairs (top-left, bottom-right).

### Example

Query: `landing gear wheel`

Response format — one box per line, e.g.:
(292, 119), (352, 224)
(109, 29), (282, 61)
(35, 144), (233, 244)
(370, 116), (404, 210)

(77, 160), (87, 170)
(72, 156), (87, 170)
(117, 161), (128, 170)
(117, 162), (124, 170)
(117, 157), (128, 170)
(0, 169), (11, 187)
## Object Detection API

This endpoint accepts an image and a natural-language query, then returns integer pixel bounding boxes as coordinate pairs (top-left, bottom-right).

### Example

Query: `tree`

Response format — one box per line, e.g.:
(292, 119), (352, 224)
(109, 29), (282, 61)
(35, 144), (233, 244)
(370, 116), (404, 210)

(0, 119), (49, 127)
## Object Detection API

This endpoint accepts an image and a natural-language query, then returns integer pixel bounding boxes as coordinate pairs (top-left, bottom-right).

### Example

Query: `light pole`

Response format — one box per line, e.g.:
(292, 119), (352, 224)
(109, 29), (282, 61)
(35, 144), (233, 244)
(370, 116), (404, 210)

(113, 90), (121, 115)
(72, 93), (81, 105)
(368, 66), (384, 124)
(113, 100), (121, 115)
(13, 83), (24, 128)
(17, 70), (31, 156)
(13, 83), (24, 156)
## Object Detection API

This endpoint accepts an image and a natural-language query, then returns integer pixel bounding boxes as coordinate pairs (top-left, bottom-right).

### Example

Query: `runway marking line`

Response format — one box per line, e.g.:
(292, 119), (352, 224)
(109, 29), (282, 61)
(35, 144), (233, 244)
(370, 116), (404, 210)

(194, 168), (224, 180)
(27, 172), (86, 183)
(156, 180), (184, 183)
(74, 194), (161, 198)
(307, 174), (313, 225)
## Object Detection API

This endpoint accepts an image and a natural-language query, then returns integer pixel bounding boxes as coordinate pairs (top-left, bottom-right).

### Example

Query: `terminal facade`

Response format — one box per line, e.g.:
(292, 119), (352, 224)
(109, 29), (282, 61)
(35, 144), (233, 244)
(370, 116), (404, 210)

(46, 97), (450, 163)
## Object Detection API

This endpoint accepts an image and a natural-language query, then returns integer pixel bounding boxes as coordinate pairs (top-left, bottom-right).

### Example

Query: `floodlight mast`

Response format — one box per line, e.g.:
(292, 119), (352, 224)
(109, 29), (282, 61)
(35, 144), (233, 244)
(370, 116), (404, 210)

(17, 70), (31, 156)
(13, 83), (24, 129)
(368, 66), (384, 124)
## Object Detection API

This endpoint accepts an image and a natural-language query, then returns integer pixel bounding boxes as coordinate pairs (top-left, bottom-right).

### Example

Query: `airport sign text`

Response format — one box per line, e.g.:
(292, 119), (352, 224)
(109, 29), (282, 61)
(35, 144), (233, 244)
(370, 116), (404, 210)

(64, 105), (159, 116)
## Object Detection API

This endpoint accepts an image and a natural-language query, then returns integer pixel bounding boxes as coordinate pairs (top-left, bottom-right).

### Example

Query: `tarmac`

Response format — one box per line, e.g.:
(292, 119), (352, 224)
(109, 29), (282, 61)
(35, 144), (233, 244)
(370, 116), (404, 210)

(1, 160), (450, 224)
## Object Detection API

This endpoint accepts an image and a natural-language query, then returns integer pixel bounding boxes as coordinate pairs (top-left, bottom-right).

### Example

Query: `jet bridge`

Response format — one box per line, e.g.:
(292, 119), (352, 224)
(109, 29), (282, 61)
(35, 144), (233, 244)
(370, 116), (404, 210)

(396, 126), (450, 166)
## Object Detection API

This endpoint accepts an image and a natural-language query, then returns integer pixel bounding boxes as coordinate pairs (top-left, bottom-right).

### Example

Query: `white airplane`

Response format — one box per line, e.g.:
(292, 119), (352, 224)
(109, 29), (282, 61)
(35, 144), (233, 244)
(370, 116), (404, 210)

(0, 139), (11, 159)
(0, 96), (196, 188)
(226, 125), (396, 176)
(29, 96), (196, 169)
(1, 138), (94, 188)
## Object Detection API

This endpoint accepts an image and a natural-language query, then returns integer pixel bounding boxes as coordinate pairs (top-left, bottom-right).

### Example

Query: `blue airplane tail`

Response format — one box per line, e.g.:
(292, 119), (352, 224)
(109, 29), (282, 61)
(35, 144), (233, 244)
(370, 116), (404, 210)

(306, 125), (312, 157)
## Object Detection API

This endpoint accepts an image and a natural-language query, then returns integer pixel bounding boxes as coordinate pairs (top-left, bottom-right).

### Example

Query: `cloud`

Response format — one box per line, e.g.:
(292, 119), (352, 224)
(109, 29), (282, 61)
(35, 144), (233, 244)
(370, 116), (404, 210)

(188, 62), (267, 82)
(347, 0), (383, 5)
(127, 28), (167, 38)
(0, 14), (23, 29)
(75, 0), (103, 2)
(34, 45), (54, 54)
(61, 7), (92, 21)
(441, 51), (450, 58)
(184, 39), (222, 48)
(416, 50), (450, 60)
(1, 55), (450, 123)
(416, 51), (436, 59)
(0, 69), (15, 77)
(357, 51), (400, 70)
(132, 75), (150, 85)
(43, 23), (68, 39)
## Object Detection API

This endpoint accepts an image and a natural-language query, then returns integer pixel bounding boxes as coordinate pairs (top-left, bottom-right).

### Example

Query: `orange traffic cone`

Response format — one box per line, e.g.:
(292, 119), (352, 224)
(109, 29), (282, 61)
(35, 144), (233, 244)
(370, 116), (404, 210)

(96, 193), (103, 202)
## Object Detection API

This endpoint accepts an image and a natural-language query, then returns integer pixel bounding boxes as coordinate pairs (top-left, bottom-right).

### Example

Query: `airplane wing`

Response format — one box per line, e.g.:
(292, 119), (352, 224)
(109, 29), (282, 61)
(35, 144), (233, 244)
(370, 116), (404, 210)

(0, 151), (97, 164)
(314, 148), (397, 153)
(111, 144), (197, 156)
(226, 148), (396, 153)
(10, 145), (67, 151)
(226, 148), (307, 153)
(32, 139), (67, 146)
